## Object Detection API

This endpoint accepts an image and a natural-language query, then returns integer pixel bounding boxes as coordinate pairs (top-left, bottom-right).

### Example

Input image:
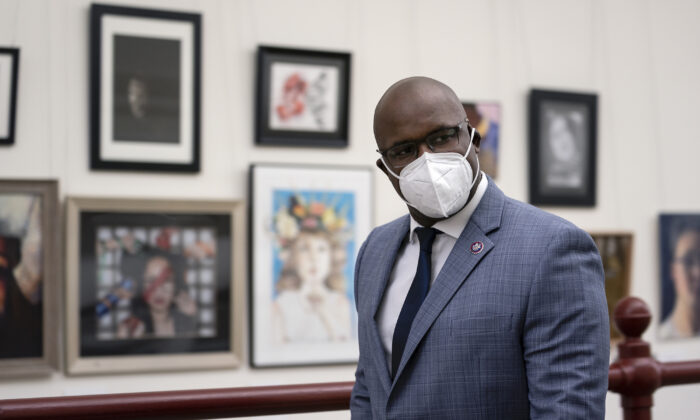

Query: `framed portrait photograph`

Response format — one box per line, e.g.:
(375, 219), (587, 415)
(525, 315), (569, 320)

(590, 232), (633, 342)
(0, 47), (20, 145)
(0, 180), (59, 377)
(462, 101), (500, 178)
(659, 214), (700, 341)
(249, 164), (372, 367)
(528, 89), (597, 206)
(65, 198), (244, 375)
(90, 4), (201, 172)
(255, 46), (351, 148)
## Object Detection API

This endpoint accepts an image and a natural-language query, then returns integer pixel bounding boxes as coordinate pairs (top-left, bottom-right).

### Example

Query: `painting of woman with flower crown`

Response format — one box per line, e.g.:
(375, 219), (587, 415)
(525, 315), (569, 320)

(271, 192), (354, 344)
(250, 164), (372, 367)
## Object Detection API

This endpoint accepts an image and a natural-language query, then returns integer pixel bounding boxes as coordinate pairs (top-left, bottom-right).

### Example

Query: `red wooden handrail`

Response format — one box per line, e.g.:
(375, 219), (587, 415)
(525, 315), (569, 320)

(1, 297), (700, 419)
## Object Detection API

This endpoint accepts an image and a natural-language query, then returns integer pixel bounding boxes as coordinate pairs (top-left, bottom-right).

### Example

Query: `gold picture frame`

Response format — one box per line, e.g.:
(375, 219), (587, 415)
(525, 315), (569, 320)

(589, 231), (634, 342)
(0, 180), (60, 377)
(65, 197), (244, 375)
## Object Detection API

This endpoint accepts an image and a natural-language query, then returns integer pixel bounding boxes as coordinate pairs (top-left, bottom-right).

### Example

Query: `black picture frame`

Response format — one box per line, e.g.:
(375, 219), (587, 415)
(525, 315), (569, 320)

(0, 47), (20, 146)
(90, 4), (201, 172)
(255, 46), (351, 148)
(528, 89), (597, 206)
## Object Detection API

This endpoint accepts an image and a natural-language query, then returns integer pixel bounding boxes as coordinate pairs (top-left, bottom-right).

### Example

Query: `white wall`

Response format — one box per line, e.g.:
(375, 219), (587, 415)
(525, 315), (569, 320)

(1, 0), (700, 418)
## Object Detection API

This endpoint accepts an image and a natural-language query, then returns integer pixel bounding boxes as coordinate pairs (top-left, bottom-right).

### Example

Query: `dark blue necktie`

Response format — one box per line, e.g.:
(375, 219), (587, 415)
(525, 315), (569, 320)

(391, 227), (438, 378)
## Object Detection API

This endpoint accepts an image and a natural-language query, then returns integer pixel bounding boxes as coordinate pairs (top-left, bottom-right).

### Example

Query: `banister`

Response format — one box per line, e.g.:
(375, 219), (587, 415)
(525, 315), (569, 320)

(2, 297), (700, 419)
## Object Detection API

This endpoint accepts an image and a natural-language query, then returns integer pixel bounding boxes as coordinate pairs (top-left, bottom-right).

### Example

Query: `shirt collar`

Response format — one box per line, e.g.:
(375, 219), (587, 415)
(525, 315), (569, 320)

(409, 173), (489, 242)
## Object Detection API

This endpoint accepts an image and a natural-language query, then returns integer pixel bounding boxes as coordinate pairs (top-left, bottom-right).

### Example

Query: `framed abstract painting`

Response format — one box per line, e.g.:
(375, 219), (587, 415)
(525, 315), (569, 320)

(65, 198), (244, 374)
(249, 164), (372, 367)
(528, 89), (597, 206)
(90, 4), (201, 172)
(462, 101), (500, 178)
(255, 46), (351, 148)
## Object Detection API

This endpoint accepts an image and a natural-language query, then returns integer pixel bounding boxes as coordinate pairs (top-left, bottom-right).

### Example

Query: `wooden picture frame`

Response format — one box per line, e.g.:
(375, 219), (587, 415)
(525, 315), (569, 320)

(248, 164), (372, 367)
(65, 198), (244, 375)
(90, 4), (201, 172)
(0, 47), (20, 146)
(0, 180), (59, 377)
(529, 89), (597, 206)
(589, 231), (633, 343)
(255, 46), (351, 148)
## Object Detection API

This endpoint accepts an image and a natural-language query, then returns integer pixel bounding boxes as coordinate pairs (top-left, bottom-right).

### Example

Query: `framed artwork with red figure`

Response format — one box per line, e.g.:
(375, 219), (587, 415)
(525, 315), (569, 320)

(255, 46), (351, 148)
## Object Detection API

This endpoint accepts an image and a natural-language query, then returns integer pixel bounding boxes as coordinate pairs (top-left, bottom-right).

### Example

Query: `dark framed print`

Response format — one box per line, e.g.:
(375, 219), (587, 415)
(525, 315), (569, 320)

(249, 164), (372, 367)
(255, 46), (351, 148)
(462, 101), (500, 178)
(590, 232), (633, 343)
(65, 198), (244, 374)
(659, 214), (700, 341)
(90, 4), (201, 172)
(0, 180), (59, 377)
(0, 48), (20, 145)
(528, 89), (597, 206)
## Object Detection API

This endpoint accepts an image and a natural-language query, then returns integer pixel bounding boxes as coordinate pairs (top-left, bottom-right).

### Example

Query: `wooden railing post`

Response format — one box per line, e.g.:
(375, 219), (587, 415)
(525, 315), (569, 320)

(608, 297), (661, 420)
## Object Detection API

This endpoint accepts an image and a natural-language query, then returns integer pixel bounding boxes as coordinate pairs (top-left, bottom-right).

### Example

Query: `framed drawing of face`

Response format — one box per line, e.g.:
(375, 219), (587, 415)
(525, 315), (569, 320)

(659, 214), (700, 341)
(528, 89), (597, 206)
(249, 164), (372, 367)
(255, 46), (351, 148)
(462, 101), (500, 178)
(0, 180), (59, 377)
(589, 232), (633, 343)
(0, 47), (20, 146)
(90, 4), (201, 172)
(65, 198), (244, 374)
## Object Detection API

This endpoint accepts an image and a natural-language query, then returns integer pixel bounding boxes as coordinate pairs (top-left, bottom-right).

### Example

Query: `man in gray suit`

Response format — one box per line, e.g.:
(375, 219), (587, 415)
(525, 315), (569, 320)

(350, 77), (609, 419)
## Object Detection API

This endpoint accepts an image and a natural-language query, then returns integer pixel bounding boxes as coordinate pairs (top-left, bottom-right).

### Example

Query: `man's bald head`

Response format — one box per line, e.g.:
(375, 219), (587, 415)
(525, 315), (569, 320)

(373, 77), (465, 142)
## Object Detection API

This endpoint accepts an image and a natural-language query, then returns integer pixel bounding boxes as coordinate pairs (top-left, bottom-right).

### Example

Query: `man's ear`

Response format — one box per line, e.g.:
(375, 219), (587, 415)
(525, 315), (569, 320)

(376, 158), (389, 175)
(471, 127), (482, 152)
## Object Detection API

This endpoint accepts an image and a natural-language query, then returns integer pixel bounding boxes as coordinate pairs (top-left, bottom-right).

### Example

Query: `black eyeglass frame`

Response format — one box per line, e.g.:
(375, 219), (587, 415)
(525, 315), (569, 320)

(376, 118), (470, 168)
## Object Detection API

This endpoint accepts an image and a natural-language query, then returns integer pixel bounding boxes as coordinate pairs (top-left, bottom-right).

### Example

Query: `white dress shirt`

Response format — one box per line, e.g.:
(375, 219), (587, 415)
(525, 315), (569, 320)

(375, 174), (489, 372)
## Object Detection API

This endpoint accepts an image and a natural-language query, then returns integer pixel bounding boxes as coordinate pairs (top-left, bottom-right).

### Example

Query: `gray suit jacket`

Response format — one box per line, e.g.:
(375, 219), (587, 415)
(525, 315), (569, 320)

(350, 181), (609, 419)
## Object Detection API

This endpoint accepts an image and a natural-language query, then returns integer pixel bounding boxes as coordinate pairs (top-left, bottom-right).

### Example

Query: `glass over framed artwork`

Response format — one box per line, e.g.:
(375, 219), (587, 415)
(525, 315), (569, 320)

(462, 101), (500, 178)
(0, 47), (20, 145)
(590, 232), (633, 343)
(255, 46), (351, 148)
(90, 4), (201, 172)
(65, 198), (244, 375)
(659, 214), (700, 341)
(528, 89), (597, 206)
(249, 164), (372, 367)
(0, 180), (59, 377)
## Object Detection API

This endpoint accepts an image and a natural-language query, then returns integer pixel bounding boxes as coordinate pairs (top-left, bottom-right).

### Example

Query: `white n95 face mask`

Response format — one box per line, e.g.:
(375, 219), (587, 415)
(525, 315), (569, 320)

(382, 127), (480, 219)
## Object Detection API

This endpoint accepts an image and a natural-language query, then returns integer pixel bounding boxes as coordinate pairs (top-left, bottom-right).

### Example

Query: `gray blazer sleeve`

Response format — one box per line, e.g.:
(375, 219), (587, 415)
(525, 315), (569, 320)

(350, 236), (372, 419)
(524, 225), (609, 419)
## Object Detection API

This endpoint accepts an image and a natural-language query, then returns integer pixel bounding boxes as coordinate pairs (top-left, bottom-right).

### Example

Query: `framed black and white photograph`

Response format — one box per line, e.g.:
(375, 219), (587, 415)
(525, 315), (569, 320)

(90, 4), (201, 172)
(249, 164), (371, 367)
(0, 180), (59, 377)
(528, 89), (597, 206)
(65, 198), (244, 374)
(255, 46), (351, 148)
(0, 48), (20, 146)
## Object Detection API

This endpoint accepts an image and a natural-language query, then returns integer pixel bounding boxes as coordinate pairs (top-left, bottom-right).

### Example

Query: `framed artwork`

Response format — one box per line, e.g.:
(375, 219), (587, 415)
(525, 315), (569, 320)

(0, 180), (59, 377)
(90, 4), (201, 172)
(249, 164), (372, 367)
(65, 198), (244, 374)
(590, 232), (633, 342)
(658, 214), (700, 341)
(462, 101), (500, 178)
(528, 89), (597, 206)
(0, 48), (20, 145)
(255, 46), (351, 148)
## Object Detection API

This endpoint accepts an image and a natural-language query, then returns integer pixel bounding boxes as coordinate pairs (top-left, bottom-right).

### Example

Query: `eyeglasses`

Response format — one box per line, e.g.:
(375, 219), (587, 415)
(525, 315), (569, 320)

(377, 119), (468, 168)
(674, 253), (700, 270)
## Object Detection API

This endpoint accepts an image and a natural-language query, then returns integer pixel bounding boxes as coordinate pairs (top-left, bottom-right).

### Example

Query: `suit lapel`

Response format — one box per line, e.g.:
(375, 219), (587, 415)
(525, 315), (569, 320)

(390, 179), (506, 388)
(365, 215), (410, 395)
